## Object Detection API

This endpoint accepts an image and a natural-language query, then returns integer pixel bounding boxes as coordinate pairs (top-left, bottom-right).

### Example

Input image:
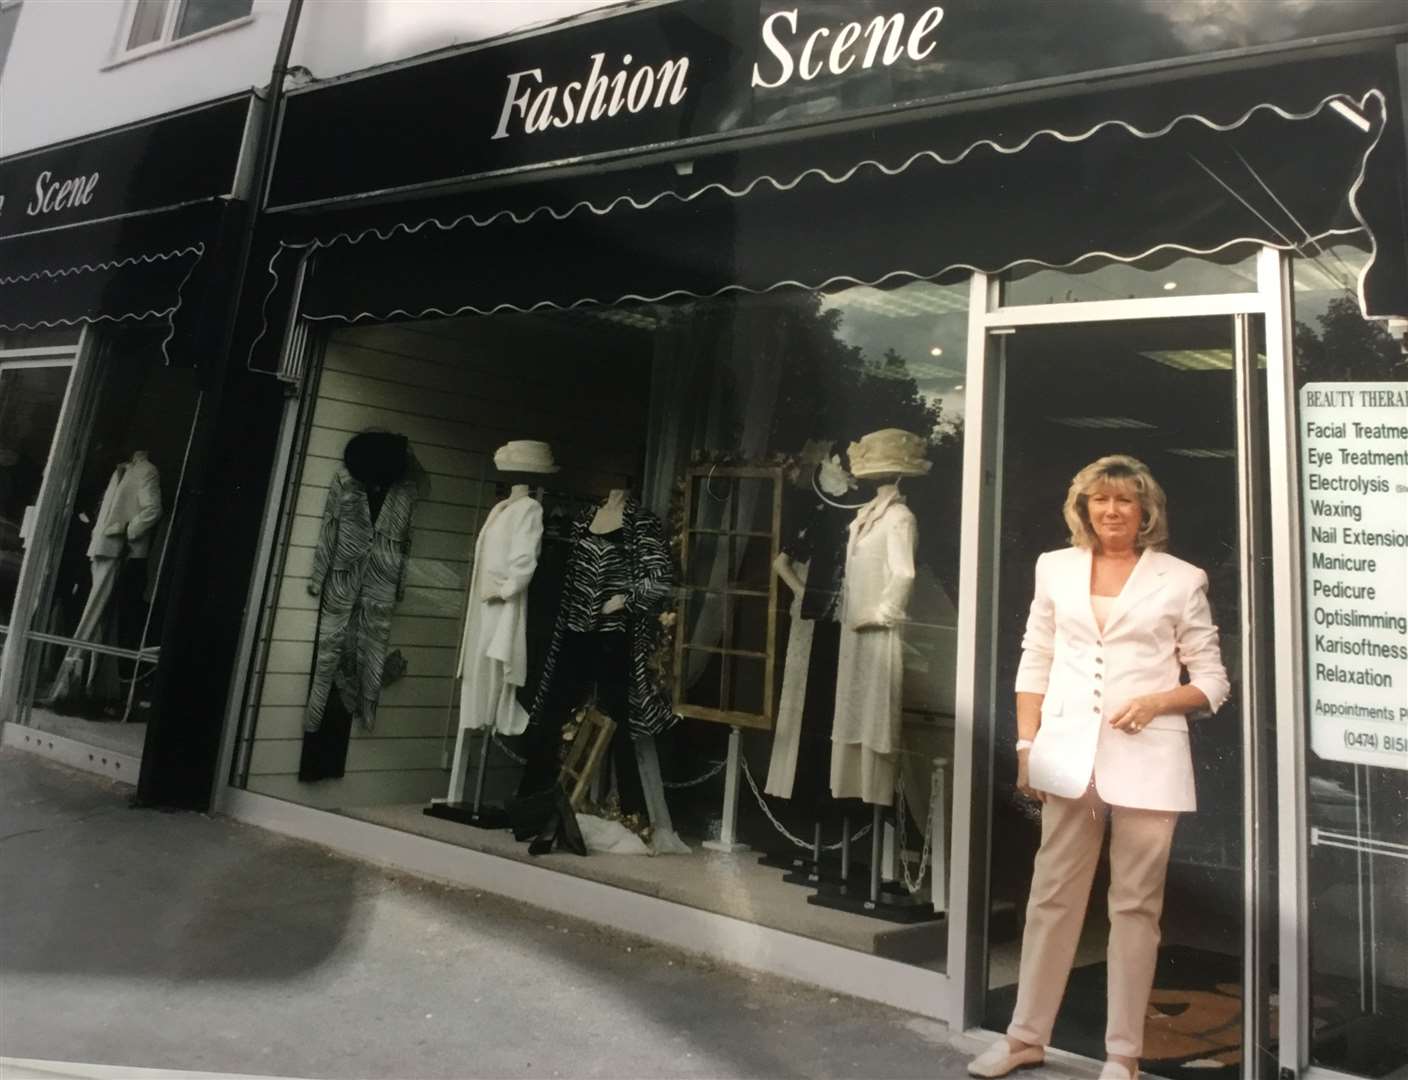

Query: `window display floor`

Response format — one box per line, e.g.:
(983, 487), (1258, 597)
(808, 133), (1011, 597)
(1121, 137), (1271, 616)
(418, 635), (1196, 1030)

(26, 708), (146, 758)
(344, 802), (948, 967)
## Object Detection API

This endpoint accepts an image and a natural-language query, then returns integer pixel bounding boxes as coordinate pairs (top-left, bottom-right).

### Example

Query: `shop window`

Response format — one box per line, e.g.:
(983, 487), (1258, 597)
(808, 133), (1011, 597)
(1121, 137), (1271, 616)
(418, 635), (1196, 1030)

(242, 276), (968, 964)
(123, 0), (252, 53)
(1003, 247), (1259, 307)
(1291, 243), (1407, 1079)
(15, 327), (200, 761)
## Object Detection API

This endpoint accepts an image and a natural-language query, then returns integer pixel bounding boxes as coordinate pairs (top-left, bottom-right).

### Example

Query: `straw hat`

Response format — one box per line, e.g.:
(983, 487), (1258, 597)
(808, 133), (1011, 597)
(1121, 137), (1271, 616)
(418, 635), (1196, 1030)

(847, 428), (932, 479)
(493, 440), (559, 474)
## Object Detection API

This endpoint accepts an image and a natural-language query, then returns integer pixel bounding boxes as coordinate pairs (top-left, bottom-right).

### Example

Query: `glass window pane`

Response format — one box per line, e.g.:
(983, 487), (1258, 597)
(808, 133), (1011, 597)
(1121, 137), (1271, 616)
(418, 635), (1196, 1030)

(174, 0), (251, 38)
(1003, 248), (1259, 306)
(242, 273), (967, 966)
(0, 365), (71, 626)
(1292, 242), (1408, 1079)
(19, 328), (200, 740)
(126, 0), (168, 49)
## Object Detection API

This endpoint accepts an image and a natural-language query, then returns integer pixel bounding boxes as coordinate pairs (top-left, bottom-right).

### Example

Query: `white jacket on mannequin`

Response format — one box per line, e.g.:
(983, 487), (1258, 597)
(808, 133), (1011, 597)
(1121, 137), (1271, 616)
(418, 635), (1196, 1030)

(87, 454), (163, 559)
(458, 492), (543, 735)
(1015, 545), (1230, 812)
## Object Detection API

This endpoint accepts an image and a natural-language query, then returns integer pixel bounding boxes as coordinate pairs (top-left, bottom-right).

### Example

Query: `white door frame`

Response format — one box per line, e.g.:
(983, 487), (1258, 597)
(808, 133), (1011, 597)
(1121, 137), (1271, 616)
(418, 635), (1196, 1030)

(948, 252), (1292, 1080)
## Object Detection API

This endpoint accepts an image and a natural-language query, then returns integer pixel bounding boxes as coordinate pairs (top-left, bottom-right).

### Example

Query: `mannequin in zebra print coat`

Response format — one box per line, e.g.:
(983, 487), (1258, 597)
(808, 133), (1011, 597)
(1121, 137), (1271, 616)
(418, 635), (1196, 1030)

(518, 492), (677, 812)
(305, 432), (424, 733)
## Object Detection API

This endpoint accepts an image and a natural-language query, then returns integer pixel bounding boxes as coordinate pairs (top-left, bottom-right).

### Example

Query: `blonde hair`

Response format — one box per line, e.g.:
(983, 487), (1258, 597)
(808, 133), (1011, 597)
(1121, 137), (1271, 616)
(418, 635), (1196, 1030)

(1063, 455), (1168, 552)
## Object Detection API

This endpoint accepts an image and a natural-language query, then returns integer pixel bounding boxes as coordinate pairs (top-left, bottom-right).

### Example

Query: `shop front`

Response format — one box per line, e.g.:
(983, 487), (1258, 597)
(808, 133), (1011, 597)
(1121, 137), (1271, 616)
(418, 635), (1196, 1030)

(217, 4), (1408, 1078)
(0, 95), (255, 782)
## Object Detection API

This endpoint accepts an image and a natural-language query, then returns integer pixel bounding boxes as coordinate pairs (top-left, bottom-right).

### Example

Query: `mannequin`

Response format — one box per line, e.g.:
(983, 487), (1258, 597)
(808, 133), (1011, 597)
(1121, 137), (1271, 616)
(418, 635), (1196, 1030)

(829, 428), (929, 806)
(457, 482), (544, 737)
(304, 431), (422, 739)
(765, 445), (855, 800)
(518, 487), (681, 847)
(45, 450), (163, 705)
(442, 440), (557, 809)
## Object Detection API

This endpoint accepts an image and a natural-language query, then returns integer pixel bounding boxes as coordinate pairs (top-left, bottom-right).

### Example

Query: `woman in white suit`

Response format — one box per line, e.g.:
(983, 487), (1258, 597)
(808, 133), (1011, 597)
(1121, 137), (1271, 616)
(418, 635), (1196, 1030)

(969, 455), (1230, 1080)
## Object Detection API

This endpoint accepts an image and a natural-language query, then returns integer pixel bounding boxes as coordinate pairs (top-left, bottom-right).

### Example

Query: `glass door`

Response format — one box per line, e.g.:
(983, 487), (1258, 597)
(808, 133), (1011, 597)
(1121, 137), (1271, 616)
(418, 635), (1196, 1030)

(979, 314), (1266, 1078)
(0, 358), (76, 633)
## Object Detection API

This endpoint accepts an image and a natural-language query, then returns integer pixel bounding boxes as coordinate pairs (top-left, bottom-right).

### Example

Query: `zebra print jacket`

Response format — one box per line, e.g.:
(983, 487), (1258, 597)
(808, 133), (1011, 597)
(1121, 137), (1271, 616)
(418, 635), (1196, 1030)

(529, 496), (678, 739)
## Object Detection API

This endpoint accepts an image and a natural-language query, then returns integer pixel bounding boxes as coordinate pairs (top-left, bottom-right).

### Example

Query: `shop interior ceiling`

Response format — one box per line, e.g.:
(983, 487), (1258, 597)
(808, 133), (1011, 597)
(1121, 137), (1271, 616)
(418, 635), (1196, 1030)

(243, 50), (1406, 370)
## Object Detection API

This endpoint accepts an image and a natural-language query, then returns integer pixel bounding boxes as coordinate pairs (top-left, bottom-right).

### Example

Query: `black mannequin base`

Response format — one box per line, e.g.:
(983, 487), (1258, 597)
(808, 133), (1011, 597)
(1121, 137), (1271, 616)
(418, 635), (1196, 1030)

(424, 801), (511, 830)
(807, 881), (943, 924)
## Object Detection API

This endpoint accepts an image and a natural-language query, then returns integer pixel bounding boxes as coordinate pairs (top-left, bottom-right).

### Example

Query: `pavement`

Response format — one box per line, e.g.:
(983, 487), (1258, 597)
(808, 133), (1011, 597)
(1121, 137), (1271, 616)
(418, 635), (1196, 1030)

(0, 747), (1108, 1080)
(0, 746), (1009, 1080)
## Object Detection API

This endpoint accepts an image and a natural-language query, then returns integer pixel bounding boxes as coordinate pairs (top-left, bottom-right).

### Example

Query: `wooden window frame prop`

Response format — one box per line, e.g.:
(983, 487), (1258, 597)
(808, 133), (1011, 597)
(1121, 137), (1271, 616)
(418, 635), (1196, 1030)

(672, 465), (784, 732)
(560, 706), (616, 811)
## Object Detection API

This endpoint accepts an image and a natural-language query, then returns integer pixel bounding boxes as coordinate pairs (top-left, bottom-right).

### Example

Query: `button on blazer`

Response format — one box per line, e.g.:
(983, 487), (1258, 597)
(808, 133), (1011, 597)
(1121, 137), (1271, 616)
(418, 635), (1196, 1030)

(1014, 546), (1230, 812)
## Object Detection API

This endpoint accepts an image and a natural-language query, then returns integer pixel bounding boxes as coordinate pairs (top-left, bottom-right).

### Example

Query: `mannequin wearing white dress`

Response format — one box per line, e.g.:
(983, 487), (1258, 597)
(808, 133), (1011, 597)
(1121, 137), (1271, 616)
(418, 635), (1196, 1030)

(830, 479), (917, 806)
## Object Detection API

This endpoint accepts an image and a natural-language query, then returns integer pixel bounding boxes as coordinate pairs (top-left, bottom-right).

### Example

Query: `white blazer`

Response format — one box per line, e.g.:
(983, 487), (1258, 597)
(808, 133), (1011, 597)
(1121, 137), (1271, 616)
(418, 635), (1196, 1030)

(1015, 546), (1230, 812)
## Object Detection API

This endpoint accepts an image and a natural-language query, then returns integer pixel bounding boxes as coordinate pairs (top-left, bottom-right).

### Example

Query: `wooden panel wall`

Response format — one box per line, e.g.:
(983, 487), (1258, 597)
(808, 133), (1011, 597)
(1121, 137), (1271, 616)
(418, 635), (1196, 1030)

(245, 315), (650, 808)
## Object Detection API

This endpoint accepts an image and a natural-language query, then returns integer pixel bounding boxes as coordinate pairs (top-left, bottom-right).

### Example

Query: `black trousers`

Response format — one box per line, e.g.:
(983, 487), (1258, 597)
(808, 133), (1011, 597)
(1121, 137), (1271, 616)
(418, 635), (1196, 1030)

(518, 631), (645, 817)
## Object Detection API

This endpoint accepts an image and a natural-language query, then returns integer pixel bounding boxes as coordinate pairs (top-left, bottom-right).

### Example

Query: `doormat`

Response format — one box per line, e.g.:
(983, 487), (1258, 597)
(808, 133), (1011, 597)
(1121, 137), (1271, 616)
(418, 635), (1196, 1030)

(986, 945), (1248, 1078)
(987, 945), (1400, 1078)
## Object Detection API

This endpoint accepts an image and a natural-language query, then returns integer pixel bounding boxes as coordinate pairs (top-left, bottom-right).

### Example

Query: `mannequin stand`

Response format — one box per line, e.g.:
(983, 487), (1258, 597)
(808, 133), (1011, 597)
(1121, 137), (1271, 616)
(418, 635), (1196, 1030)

(702, 725), (749, 854)
(807, 803), (942, 925)
(426, 727), (510, 829)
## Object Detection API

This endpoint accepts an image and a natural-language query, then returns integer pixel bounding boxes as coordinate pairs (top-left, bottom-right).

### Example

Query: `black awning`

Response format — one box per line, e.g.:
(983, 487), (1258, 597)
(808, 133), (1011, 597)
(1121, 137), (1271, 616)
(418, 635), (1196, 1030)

(0, 201), (227, 359)
(253, 49), (1406, 362)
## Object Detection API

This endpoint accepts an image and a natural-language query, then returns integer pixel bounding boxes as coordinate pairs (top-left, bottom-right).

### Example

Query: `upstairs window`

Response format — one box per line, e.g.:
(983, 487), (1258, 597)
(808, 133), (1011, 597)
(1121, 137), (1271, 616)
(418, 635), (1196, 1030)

(124, 0), (252, 53)
(0, 1), (22, 80)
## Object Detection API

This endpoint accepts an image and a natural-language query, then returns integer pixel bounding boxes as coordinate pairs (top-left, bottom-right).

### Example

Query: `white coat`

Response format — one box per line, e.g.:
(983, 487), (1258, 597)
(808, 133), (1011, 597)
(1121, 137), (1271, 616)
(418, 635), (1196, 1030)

(830, 489), (917, 805)
(457, 493), (543, 736)
(87, 456), (163, 559)
(1015, 546), (1230, 813)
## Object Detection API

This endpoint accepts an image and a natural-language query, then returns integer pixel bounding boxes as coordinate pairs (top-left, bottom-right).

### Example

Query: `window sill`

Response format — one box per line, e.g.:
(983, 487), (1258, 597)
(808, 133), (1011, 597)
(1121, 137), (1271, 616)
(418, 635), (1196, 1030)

(100, 14), (256, 71)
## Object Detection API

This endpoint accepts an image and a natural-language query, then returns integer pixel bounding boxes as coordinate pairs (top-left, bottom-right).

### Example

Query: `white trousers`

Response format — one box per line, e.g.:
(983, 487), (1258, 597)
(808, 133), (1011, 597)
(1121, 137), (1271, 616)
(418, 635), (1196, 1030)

(1007, 783), (1179, 1058)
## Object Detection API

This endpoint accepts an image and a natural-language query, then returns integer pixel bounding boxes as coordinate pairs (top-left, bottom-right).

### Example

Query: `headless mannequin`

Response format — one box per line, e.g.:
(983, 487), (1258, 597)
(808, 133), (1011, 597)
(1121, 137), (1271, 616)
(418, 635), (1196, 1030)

(593, 488), (629, 617)
(518, 487), (687, 852)
(766, 451), (854, 808)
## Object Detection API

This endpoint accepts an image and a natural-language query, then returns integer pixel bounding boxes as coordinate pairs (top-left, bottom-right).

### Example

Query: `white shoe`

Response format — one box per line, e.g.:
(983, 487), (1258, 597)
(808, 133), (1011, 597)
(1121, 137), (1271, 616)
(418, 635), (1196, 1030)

(966, 1040), (1045, 1078)
(1099, 1062), (1138, 1080)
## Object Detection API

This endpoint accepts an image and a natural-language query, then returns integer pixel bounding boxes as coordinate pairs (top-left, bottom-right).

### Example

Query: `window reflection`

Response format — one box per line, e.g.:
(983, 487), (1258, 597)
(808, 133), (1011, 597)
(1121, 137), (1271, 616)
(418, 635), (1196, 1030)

(1004, 248), (1259, 306)
(1292, 242), (1408, 1080)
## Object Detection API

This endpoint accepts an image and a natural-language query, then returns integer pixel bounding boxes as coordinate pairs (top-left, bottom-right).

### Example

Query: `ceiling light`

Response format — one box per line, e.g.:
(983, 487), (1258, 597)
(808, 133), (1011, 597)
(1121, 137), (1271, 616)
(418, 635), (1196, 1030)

(1163, 281), (1178, 291)
(930, 346), (943, 357)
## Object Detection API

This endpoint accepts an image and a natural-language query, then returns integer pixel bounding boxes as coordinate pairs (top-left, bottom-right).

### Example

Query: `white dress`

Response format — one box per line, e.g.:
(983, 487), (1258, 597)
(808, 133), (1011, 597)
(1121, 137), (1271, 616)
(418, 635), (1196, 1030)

(830, 490), (917, 806)
(457, 493), (543, 736)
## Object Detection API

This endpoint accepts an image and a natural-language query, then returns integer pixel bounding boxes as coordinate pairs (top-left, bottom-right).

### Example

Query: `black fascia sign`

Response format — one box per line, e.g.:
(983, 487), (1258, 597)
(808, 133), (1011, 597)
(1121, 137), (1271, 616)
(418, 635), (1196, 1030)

(0, 96), (250, 240)
(264, 0), (1408, 211)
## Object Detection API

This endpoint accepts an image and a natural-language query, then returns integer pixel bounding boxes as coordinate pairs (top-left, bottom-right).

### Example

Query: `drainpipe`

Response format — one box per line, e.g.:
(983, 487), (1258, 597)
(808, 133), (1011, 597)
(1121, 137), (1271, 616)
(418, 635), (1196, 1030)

(135, 0), (304, 809)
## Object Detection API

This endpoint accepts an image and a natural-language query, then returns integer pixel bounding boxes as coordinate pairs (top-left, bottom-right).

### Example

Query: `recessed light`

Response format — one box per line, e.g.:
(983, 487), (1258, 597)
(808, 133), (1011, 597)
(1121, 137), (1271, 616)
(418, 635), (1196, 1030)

(1163, 281), (1178, 291)
(930, 346), (944, 357)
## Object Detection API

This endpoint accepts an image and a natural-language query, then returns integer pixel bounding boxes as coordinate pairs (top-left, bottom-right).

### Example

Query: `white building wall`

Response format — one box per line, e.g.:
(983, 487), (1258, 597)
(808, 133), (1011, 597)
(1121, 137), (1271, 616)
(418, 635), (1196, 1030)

(0, 0), (635, 158)
(0, 0), (288, 156)
(292, 0), (633, 84)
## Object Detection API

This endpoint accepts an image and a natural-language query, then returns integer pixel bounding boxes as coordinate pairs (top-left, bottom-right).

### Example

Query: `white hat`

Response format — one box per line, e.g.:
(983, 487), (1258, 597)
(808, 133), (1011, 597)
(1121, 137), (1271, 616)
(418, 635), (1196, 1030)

(493, 440), (559, 474)
(847, 429), (932, 479)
